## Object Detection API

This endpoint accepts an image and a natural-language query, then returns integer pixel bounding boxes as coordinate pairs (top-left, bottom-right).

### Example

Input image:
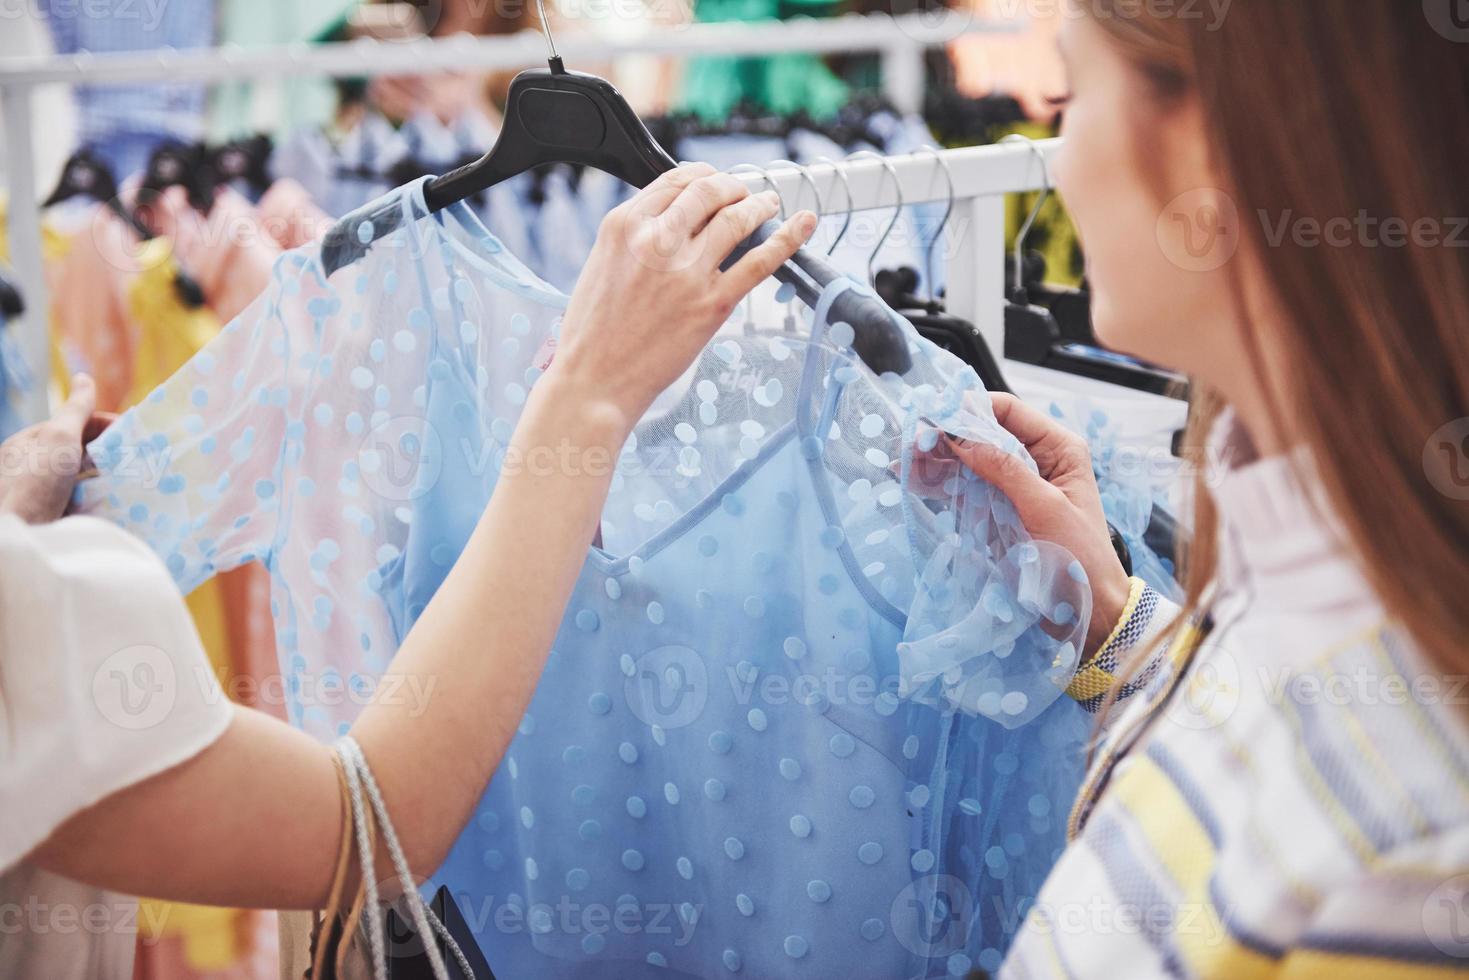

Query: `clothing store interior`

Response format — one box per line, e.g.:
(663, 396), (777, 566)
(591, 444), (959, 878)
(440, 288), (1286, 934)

(2, 1), (1467, 979)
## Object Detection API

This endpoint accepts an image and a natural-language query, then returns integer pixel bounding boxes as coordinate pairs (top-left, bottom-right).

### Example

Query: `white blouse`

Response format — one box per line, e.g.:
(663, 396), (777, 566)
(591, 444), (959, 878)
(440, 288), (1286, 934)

(0, 515), (232, 978)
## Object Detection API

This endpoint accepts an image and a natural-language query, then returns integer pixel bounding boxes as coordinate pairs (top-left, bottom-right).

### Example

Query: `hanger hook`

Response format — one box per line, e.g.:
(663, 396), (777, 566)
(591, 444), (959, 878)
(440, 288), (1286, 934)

(811, 155), (853, 257)
(768, 159), (822, 221)
(846, 149), (903, 288)
(534, 0), (560, 65)
(729, 163), (784, 218)
(1000, 134), (1051, 299)
(914, 144), (954, 306)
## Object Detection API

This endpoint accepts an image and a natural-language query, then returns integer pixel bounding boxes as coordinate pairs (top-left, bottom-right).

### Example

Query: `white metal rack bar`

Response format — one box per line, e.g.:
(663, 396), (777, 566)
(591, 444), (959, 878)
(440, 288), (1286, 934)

(731, 138), (1064, 357)
(0, 9), (1009, 422)
(0, 12), (1005, 86)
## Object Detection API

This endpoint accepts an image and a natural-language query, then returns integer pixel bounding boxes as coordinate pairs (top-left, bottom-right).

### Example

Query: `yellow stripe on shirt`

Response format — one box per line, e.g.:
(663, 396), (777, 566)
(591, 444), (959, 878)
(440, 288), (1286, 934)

(1110, 755), (1278, 980)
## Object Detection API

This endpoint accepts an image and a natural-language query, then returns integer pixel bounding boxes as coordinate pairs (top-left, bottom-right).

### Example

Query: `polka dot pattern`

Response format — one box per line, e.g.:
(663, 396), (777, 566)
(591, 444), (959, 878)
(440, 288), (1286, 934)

(74, 189), (1126, 980)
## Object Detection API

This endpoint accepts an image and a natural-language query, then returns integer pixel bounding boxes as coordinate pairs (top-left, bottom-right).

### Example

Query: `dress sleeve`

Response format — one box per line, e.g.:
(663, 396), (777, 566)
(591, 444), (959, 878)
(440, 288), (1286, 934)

(0, 515), (232, 871)
(72, 251), (332, 595)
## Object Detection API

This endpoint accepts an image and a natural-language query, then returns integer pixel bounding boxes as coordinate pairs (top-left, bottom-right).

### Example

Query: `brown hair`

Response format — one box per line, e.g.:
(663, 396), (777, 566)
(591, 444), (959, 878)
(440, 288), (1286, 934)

(1084, 2), (1469, 705)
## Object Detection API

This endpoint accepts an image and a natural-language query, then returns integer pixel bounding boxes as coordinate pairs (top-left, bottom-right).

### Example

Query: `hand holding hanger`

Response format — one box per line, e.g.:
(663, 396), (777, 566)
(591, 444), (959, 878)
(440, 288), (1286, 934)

(554, 164), (817, 435)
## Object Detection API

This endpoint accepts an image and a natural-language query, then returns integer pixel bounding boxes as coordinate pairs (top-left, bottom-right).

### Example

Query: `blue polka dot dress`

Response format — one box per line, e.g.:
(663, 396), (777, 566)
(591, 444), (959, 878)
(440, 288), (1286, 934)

(75, 177), (1109, 977)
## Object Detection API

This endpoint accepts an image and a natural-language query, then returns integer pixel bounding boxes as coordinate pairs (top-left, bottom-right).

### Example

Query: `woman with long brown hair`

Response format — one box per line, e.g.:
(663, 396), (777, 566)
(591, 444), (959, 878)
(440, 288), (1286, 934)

(947, 1), (1469, 974)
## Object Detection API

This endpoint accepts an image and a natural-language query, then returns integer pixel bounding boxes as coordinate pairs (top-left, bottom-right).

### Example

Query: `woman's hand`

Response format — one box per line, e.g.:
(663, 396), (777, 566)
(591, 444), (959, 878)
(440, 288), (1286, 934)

(0, 375), (110, 525)
(551, 163), (818, 436)
(27, 170), (820, 913)
(946, 392), (1134, 657)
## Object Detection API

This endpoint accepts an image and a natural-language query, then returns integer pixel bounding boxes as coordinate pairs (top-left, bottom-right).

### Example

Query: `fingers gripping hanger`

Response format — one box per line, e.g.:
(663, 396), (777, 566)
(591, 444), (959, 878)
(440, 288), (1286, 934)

(320, 0), (911, 375)
(728, 163), (784, 336)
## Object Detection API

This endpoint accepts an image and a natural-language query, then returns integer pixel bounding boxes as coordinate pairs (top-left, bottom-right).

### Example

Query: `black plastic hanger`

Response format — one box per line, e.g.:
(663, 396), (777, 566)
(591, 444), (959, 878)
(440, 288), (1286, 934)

(140, 139), (219, 215)
(209, 134), (275, 199)
(45, 148), (153, 240)
(0, 267), (24, 318)
(44, 148), (207, 308)
(320, 10), (911, 376)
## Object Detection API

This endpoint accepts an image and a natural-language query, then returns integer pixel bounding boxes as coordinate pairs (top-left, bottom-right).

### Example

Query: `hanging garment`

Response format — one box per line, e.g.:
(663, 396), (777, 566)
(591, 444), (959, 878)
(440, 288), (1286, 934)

(144, 185), (283, 324)
(47, 207), (139, 411)
(272, 110), (410, 218)
(0, 307), (36, 440)
(680, 0), (850, 122)
(77, 178), (1095, 977)
(256, 178), (332, 251)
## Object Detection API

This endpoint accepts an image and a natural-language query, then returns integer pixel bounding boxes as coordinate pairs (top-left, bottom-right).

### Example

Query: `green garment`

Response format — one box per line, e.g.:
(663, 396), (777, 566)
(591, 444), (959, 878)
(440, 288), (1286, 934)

(679, 0), (850, 122)
(207, 0), (359, 142)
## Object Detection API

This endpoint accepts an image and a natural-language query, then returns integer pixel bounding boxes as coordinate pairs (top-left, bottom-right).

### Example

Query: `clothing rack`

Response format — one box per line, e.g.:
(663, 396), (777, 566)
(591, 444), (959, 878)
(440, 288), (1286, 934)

(0, 10), (1008, 423)
(730, 139), (1063, 359)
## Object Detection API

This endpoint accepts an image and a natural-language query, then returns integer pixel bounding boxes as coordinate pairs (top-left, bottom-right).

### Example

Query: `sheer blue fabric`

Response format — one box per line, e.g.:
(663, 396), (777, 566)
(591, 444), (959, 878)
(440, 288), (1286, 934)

(76, 177), (1092, 977)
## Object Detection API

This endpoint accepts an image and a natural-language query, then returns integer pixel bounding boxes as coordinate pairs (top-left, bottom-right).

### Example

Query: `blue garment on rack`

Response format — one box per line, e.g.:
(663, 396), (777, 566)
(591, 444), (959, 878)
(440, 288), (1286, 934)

(75, 177), (1093, 977)
(40, 0), (215, 177)
(272, 111), (410, 219)
(0, 311), (35, 440)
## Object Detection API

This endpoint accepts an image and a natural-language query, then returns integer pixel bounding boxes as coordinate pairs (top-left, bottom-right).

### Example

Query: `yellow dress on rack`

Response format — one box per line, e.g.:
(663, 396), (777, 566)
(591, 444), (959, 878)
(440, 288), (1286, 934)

(0, 197), (71, 395)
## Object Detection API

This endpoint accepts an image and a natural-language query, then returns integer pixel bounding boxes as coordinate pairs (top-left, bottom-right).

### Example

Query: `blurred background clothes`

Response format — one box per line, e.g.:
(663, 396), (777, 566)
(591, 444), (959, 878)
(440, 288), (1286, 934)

(39, 0), (216, 178)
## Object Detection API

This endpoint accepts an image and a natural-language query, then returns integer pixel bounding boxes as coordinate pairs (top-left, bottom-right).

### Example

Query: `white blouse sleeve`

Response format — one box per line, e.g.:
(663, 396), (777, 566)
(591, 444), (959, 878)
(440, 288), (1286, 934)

(0, 514), (233, 871)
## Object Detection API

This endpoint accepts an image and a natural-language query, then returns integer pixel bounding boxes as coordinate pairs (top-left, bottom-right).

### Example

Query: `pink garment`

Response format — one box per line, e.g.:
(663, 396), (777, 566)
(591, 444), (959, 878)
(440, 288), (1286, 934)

(49, 207), (140, 411)
(138, 186), (279, 324)
(257, 179), (332, 251)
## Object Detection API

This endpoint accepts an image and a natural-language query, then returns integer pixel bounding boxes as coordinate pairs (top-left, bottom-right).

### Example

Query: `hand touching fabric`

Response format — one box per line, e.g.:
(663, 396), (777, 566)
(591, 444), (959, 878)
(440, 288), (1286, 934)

(554, 163), (818, 435)
(940, 391), (1133, 656)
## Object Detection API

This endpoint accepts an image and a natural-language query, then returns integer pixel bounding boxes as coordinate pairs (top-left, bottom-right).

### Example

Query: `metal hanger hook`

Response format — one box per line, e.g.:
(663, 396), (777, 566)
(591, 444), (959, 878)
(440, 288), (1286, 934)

(845, 149), (903, 288)
(729, 163), (785, 219)
(1000, 134), (1052, 298)
(811, 155), (853, 257)
(914, 144), (954, 306)
(768, 159), (822, 221)
(534, 0), (560, 64)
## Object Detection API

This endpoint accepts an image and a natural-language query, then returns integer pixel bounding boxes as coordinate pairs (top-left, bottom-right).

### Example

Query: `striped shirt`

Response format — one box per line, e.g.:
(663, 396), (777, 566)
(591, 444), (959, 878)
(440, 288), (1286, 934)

(1003, 413), (1469, 978)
